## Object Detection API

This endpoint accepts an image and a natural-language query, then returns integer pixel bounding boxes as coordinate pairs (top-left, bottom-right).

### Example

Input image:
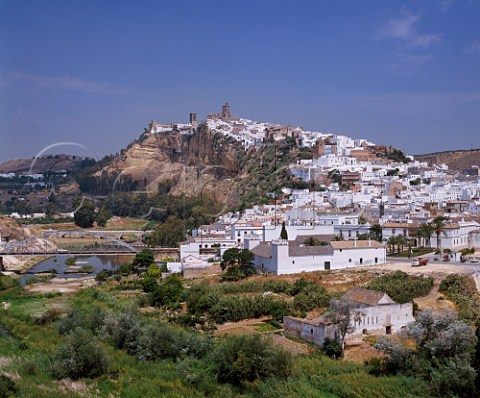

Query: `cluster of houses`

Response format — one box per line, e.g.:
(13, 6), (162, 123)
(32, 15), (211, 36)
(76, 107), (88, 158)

(284, 287), (415, 347)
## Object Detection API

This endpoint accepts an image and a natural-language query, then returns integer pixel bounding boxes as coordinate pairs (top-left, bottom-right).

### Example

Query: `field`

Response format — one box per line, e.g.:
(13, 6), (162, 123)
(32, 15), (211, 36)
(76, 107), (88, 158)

(1, 258), (478, 397)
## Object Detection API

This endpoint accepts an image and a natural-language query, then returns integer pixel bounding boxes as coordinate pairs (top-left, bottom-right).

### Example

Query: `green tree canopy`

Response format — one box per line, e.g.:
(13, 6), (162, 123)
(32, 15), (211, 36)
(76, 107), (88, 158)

(73, 197), (96, 228)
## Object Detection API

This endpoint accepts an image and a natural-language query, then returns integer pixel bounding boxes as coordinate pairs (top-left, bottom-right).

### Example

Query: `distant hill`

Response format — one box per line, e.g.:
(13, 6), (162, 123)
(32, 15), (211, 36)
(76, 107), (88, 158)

(415, 149), (480, 171)
(0, 155), (86, 174)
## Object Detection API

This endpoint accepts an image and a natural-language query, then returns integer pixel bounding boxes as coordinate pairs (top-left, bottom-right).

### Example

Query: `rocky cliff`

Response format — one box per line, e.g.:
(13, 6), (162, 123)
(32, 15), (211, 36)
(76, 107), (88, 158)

(97, 123), (246, 199)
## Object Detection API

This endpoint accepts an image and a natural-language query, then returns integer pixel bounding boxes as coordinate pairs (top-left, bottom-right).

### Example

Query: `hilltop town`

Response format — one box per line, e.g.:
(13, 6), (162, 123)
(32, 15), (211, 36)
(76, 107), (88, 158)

(2, 103), (480, 398)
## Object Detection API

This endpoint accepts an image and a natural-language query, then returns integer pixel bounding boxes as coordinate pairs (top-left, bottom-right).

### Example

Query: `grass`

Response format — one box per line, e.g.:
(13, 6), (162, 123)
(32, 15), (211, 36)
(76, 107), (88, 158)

(0, 278), (436, 398)
(103, 217), (148, 231)
(389, 248), (433, 258)
(252, 323), (279, 332)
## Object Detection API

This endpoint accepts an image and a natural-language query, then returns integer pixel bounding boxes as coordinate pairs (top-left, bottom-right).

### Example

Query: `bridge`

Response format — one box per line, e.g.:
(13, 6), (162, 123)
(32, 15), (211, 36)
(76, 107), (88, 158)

(0, 230), (140, 255)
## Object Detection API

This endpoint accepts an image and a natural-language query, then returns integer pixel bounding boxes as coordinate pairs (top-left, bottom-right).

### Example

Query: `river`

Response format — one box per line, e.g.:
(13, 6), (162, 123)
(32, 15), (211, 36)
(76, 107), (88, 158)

(20, 254), (134, 286)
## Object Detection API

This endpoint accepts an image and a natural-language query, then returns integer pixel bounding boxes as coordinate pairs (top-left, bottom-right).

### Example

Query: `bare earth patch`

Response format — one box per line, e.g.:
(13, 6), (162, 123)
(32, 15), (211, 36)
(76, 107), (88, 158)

(24, 277), (96, 294)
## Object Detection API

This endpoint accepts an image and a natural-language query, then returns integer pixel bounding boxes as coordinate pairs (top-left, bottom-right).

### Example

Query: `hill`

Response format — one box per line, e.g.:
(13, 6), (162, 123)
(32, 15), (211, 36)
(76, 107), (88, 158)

(415, 148), (480, 171)
(0, 154), (86, 174)
(75, 122), (307, 209)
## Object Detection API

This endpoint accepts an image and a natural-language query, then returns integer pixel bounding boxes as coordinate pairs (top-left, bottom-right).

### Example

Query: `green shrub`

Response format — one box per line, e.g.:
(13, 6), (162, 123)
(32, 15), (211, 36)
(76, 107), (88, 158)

(367, 271), (433, 303)
(58, 308), (86, 335)
(214, 334), (292, 385)
(52, 328), (109, 379)
(0, 374), (17, 398)
(294, 284), (331, 311)
(35, 307), (63, 325)
(134, 323), (211, 361)
(142, 276), (158, 293)
(0, 273), (17, 290)
(150, 275), (183, 306)
(324, 338), (342, 358)
(64, 257), (76, 266)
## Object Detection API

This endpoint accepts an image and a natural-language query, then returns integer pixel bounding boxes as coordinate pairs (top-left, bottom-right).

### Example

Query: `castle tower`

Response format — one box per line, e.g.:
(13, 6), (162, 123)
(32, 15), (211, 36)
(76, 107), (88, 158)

(189, 113), (197, 128)
(221, 102), (231, 118)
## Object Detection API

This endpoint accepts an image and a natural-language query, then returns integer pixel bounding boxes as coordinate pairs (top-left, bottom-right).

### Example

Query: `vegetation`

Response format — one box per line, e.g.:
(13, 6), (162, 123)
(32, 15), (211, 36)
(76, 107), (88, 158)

(439, 273), (480, 323)
(52, 328), (109, 379)
(367, 271), (433, 303)
(369, 223), (383, 242)
(374, 310), (476, 397)
(64, 257), (76, 266)
(431, 216), (448, 250)
(303, 236), (329, 246)
(0, 273), (464, 398)
(280, 221), (288, 240)
(0, 273), (17, 290)
(220, 248), (256, 281)
(215, 334), (292, 385)
(73, 197), (96, 228)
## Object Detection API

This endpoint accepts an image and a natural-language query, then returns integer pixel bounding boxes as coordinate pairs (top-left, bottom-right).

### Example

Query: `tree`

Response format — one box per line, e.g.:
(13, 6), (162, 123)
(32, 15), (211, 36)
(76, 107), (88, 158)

(221, 248), (256, 280)
(432, 216), (448, 250)
(304, 236), (328, 246)
(52, 328), (109, 380)
(214, 334), (292, 385)
(95, 207), (112, 227)
(374, 310), (477, 397)
(73, 197), (96, 228)
(358, 215), (367, 225)
(369, 224), (383, 242)
(416, 222), (435, 248)
(152, 216), (186, 247)
(133, 249), (154, 268)
(151, 275), (184, 306)
(280, 221), (288, 240)
(325, 298), (363, 351)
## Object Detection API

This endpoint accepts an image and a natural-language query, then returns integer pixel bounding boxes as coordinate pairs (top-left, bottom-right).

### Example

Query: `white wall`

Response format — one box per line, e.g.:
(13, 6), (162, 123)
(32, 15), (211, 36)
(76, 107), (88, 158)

(332, 246), (386, 268)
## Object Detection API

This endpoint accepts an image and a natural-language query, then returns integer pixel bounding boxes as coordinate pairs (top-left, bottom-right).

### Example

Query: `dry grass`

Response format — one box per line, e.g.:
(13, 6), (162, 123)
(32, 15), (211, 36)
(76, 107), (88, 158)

(343, 343), (384, 364)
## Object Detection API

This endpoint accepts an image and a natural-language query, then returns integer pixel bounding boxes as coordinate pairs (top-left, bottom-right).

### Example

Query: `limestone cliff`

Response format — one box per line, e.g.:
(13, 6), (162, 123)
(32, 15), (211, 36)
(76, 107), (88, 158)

(97, 123), (245, 199)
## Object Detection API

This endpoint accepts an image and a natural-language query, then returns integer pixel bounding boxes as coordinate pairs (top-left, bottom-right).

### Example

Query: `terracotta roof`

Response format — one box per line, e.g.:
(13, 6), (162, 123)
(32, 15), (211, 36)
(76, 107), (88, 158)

(284, 316), (332, 326)
(443, 223), (460, 229)
(330, 240), (384, 249)
(382, 222), (420, 229)
(342, 287), (395, 306)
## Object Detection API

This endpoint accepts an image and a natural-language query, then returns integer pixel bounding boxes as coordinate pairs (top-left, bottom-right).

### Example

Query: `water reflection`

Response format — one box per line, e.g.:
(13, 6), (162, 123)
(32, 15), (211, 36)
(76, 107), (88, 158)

(21, 255), (134, 286)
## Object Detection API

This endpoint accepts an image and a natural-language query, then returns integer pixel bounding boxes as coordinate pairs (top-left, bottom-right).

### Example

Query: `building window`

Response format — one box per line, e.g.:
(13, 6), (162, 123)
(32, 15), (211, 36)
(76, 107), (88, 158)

(349, 259), (352, 262)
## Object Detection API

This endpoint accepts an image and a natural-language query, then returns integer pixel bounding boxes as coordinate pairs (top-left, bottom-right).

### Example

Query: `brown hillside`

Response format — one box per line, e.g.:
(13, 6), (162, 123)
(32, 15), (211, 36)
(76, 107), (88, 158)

(415, 149), (480, 171)
(0, 155), (84, 174)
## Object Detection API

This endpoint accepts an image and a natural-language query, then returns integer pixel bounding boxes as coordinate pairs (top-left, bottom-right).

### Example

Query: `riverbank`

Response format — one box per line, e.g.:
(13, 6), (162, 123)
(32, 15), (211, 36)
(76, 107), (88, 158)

(2, 255), (53, 274)
(24, 276), (96, 294)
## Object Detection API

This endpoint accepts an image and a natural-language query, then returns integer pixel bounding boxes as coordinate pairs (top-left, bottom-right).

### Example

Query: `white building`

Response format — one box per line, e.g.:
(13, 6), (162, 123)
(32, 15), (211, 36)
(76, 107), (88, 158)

(250, 236), (386, 275)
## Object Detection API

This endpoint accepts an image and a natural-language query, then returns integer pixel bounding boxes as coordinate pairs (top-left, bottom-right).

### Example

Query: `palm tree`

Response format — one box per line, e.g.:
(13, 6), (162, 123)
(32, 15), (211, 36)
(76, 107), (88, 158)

(387, 236), (399, 254)
(431, 216), (448, 250)
(416, 222), (435, 248)
(396, 235), (408, 253)
(369, 224), (383, 242)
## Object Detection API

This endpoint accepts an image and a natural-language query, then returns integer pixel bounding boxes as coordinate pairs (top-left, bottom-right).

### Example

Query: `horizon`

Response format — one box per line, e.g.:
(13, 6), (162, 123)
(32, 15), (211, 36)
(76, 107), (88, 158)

(1, 0), (480, 162)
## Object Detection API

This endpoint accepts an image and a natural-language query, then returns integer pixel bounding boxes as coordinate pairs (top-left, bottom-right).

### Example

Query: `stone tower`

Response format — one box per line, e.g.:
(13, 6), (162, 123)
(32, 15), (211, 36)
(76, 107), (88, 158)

(221, 102), (231, 118)
(189, 113), (197, 128)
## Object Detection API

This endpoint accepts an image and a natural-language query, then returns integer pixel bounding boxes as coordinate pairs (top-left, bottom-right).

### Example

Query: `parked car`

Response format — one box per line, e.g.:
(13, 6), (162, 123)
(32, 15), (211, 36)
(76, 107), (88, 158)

(412, 257), (428, 267)
(469, 258), (479, 264)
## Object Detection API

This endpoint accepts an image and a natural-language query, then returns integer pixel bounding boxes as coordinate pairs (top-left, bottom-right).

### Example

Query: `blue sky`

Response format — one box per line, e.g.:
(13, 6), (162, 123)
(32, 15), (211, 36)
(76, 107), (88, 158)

(1, 0), (479, 162)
